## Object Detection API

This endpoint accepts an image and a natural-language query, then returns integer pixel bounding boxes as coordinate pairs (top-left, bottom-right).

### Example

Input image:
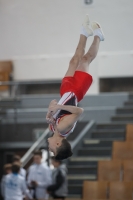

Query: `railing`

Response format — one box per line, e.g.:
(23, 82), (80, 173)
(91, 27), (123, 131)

(21, 128), (50, 167)
(70, 120), (95, 150)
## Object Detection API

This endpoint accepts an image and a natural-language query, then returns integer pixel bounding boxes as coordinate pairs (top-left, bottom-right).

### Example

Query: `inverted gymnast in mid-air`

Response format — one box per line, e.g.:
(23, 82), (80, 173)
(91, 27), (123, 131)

(46, 15), (104, 160)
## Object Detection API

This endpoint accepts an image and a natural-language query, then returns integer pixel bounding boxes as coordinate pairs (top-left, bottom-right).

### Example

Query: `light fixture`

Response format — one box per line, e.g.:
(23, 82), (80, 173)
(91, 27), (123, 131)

(84, 0), (93, 5)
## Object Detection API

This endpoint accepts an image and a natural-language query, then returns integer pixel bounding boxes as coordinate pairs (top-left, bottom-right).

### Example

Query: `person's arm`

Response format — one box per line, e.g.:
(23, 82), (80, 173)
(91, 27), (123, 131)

(46, 111), (53, 123)
(47, 170), (64, 192)
(27, 166), (33, 187)
(49, 104), (84, 134)
(20, 168), (26, 179)
(49, 101), (84, 116)
(21, 179), (33, 199)
(46, 100), (58, 124)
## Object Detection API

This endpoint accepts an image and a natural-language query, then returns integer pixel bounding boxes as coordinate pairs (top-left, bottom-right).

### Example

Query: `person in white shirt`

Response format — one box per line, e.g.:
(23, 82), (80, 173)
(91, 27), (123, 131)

(27, 150), (52, 200)
(12, 155), (26, 179)
(4, 162), (32, 200)
(1, 164), (12, 199)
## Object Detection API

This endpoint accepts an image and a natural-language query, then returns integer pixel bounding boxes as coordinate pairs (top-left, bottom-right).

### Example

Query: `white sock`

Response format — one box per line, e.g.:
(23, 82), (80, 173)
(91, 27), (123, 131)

(80, 26), (89, 38)
(93, 28), (104, 41)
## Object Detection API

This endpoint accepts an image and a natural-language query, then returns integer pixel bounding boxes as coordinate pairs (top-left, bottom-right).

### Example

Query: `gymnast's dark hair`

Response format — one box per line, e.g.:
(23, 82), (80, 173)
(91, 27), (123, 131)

(55, 139), (73, 160)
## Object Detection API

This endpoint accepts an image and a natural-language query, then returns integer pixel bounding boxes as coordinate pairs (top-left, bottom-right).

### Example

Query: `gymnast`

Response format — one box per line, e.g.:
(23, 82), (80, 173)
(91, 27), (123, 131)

(46, 15), (104, 160)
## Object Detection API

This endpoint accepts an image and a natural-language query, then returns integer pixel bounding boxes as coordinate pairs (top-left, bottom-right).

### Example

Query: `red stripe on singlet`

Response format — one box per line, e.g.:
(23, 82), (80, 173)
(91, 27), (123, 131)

(50, 114), (74, 135)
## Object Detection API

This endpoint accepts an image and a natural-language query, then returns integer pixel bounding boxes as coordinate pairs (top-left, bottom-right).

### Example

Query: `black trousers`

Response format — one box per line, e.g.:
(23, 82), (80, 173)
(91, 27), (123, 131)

(53, 194), (66, 200)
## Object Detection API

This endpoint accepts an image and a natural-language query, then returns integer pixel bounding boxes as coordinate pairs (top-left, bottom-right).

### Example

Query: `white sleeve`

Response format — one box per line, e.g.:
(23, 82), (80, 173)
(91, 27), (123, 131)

(27, 166), (33, 187)
(21, 168), (26, 179)
(1, 176), (5, 198)
(21, 179), (32, 199)
(23, 169), (26, 179)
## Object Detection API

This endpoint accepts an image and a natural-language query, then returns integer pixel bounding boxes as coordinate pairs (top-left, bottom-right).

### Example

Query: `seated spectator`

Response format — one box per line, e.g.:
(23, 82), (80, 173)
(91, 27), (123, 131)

(12, 155), (26, 179)
(4, 162), (32, 200)
(47, 157), (68, 200)
(1, 164), (12, 199)
(27, 150), (52, 200)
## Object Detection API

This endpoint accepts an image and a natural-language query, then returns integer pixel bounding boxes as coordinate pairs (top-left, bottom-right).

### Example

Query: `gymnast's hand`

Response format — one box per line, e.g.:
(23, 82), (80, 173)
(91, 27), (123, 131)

(46, 99), (57, 123)
(46, 114), (55, 124)
(48, 100), (60, 115)
(46, 99), (58, 118)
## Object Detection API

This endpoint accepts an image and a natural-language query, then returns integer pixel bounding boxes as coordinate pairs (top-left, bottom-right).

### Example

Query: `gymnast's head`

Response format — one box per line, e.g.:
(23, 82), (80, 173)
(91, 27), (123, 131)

(48, 136), (73, 160)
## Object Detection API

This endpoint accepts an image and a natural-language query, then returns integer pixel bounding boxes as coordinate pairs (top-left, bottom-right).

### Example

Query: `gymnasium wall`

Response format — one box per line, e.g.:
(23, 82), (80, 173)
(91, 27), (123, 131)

(0, 0), (133, 94)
